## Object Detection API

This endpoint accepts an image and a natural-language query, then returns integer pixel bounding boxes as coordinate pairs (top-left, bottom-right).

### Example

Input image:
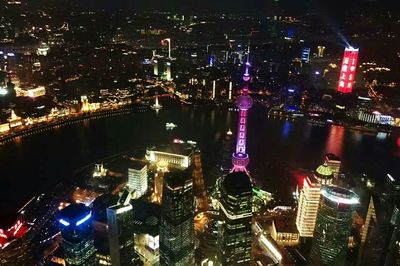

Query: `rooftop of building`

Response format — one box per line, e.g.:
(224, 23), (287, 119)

(131, 199), (160, 236)
(164, 169), (192, 190)
(221, 171), (252, 196)
(127, 159), (147, 170)
(325, 153), (341, 162)
(147, 143), (194, 157)
(272, 216), (298, 234)
(107, 157), (146, 174)
(321, 186), (359, 205)
(314, 163), (333, 179)
(58, 203), (91, 222)
(92, 194), (120, 223)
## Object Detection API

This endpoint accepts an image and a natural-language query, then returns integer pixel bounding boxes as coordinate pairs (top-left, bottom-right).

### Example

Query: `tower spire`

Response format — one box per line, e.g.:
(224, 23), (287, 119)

(231, 45), (253, 173)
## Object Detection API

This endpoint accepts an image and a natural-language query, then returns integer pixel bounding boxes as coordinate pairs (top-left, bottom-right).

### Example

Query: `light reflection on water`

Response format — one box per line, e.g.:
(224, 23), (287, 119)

(0, 103), (399, 218)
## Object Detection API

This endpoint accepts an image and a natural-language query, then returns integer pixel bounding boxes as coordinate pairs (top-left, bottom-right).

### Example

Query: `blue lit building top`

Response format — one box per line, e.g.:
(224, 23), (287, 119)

(58, 203), (92, 227)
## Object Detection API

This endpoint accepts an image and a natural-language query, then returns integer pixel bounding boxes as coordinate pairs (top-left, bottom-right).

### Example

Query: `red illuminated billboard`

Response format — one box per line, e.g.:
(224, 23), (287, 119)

(337, 47), (359, 93)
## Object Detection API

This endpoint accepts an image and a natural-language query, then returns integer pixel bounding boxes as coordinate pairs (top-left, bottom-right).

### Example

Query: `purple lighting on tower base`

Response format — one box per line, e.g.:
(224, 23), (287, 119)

(231, 50), (253, 173)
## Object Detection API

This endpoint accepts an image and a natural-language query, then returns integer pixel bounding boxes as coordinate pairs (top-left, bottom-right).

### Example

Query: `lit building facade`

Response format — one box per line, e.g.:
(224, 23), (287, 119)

(153, 59), (159, 76)
(296, 176), (321, 237)
(107, 204), (141, 266)
(324, 154), (341, 178)
(159, 170), (195, 266)
(337, 47), (359, 94)
(127, 161), (148, 198)
(310, 187), (359, 266)
(314, 163), (334, 186)
(131, 200), (161, 266)
(218, 171), (253, 265)
(271, 217), (300, 247)
(146, 144), (193, 169)
(15, 85), (46, 98)
(58, 203), (96, 266)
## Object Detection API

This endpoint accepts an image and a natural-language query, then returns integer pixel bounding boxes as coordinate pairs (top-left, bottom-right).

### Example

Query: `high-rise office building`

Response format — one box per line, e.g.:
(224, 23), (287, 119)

(218, 171), (253, 265)
(337, 47), (359, 94)
(381, 173), (400, 266)
(58, 203), (96, 266)
(296, 175), (321, 237)
(107, 204), (141, 266)
(310, 187), (359, 266)
(127, 160), (148, 198)
(159, 169), (195, 266)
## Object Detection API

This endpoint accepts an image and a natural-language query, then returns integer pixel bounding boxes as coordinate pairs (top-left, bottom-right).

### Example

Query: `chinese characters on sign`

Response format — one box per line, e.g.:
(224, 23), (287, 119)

(337, 47), (359, 94)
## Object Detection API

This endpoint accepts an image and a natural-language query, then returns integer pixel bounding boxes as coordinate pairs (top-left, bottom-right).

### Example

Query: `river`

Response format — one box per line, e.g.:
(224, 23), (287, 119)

(1, 99), (399, 223)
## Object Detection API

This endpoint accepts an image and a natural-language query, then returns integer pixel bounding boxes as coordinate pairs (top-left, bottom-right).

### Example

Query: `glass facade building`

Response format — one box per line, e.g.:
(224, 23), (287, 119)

(159, 169), (195, 266)
(58, 203), (96, 266)
(218, 171), (253, 265)
(107, 204), (141, 266)
(310, 187), (359, 266)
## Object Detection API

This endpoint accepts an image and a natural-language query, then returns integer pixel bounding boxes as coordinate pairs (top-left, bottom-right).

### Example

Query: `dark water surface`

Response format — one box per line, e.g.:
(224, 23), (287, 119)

(1, 102), (400, 222)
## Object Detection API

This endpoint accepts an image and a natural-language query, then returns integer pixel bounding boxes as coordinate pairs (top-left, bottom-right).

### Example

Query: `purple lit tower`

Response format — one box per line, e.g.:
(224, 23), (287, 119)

(231, 53), (253, 173)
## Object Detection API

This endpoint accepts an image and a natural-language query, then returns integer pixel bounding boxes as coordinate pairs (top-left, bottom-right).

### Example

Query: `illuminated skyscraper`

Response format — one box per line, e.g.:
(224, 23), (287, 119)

(218, 171), (253, 265)
(337, 47), (359, 94)
(107, 204), (141, 266)
(159, 169), (195, 266)
(231, 53), (253, 173)
(310, 187), (359, 266)
(127, 161), (148, 198)
(58, 203), (96, 266)
(296, 175), (321, 237)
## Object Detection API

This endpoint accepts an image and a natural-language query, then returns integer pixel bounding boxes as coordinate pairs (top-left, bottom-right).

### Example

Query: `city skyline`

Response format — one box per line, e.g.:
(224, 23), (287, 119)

(0, 0), (400, 265)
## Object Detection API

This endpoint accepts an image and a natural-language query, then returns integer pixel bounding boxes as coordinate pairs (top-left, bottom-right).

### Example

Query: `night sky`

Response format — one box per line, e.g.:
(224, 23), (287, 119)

(76, 0), (400, 15)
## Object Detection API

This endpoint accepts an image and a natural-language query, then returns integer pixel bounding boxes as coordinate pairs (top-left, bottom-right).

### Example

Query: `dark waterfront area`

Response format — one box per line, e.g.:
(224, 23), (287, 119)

(1, 99), (399, 223)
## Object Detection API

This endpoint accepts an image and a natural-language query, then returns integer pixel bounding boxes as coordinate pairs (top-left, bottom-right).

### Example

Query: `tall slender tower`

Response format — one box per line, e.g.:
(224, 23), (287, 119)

(231, 52), (253, 173)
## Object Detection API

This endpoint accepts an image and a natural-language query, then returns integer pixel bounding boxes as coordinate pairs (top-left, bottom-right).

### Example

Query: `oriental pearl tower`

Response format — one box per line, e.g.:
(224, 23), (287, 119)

(231, 50), (253, 173)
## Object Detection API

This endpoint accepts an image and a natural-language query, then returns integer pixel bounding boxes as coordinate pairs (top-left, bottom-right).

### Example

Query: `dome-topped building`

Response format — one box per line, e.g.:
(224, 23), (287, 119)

(37, 43), (50, 56)
(314, 163), (334, 186)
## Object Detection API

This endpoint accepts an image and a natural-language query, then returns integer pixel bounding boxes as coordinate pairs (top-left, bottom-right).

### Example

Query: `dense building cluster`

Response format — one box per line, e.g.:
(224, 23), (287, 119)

(0, 1), (400, 266)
